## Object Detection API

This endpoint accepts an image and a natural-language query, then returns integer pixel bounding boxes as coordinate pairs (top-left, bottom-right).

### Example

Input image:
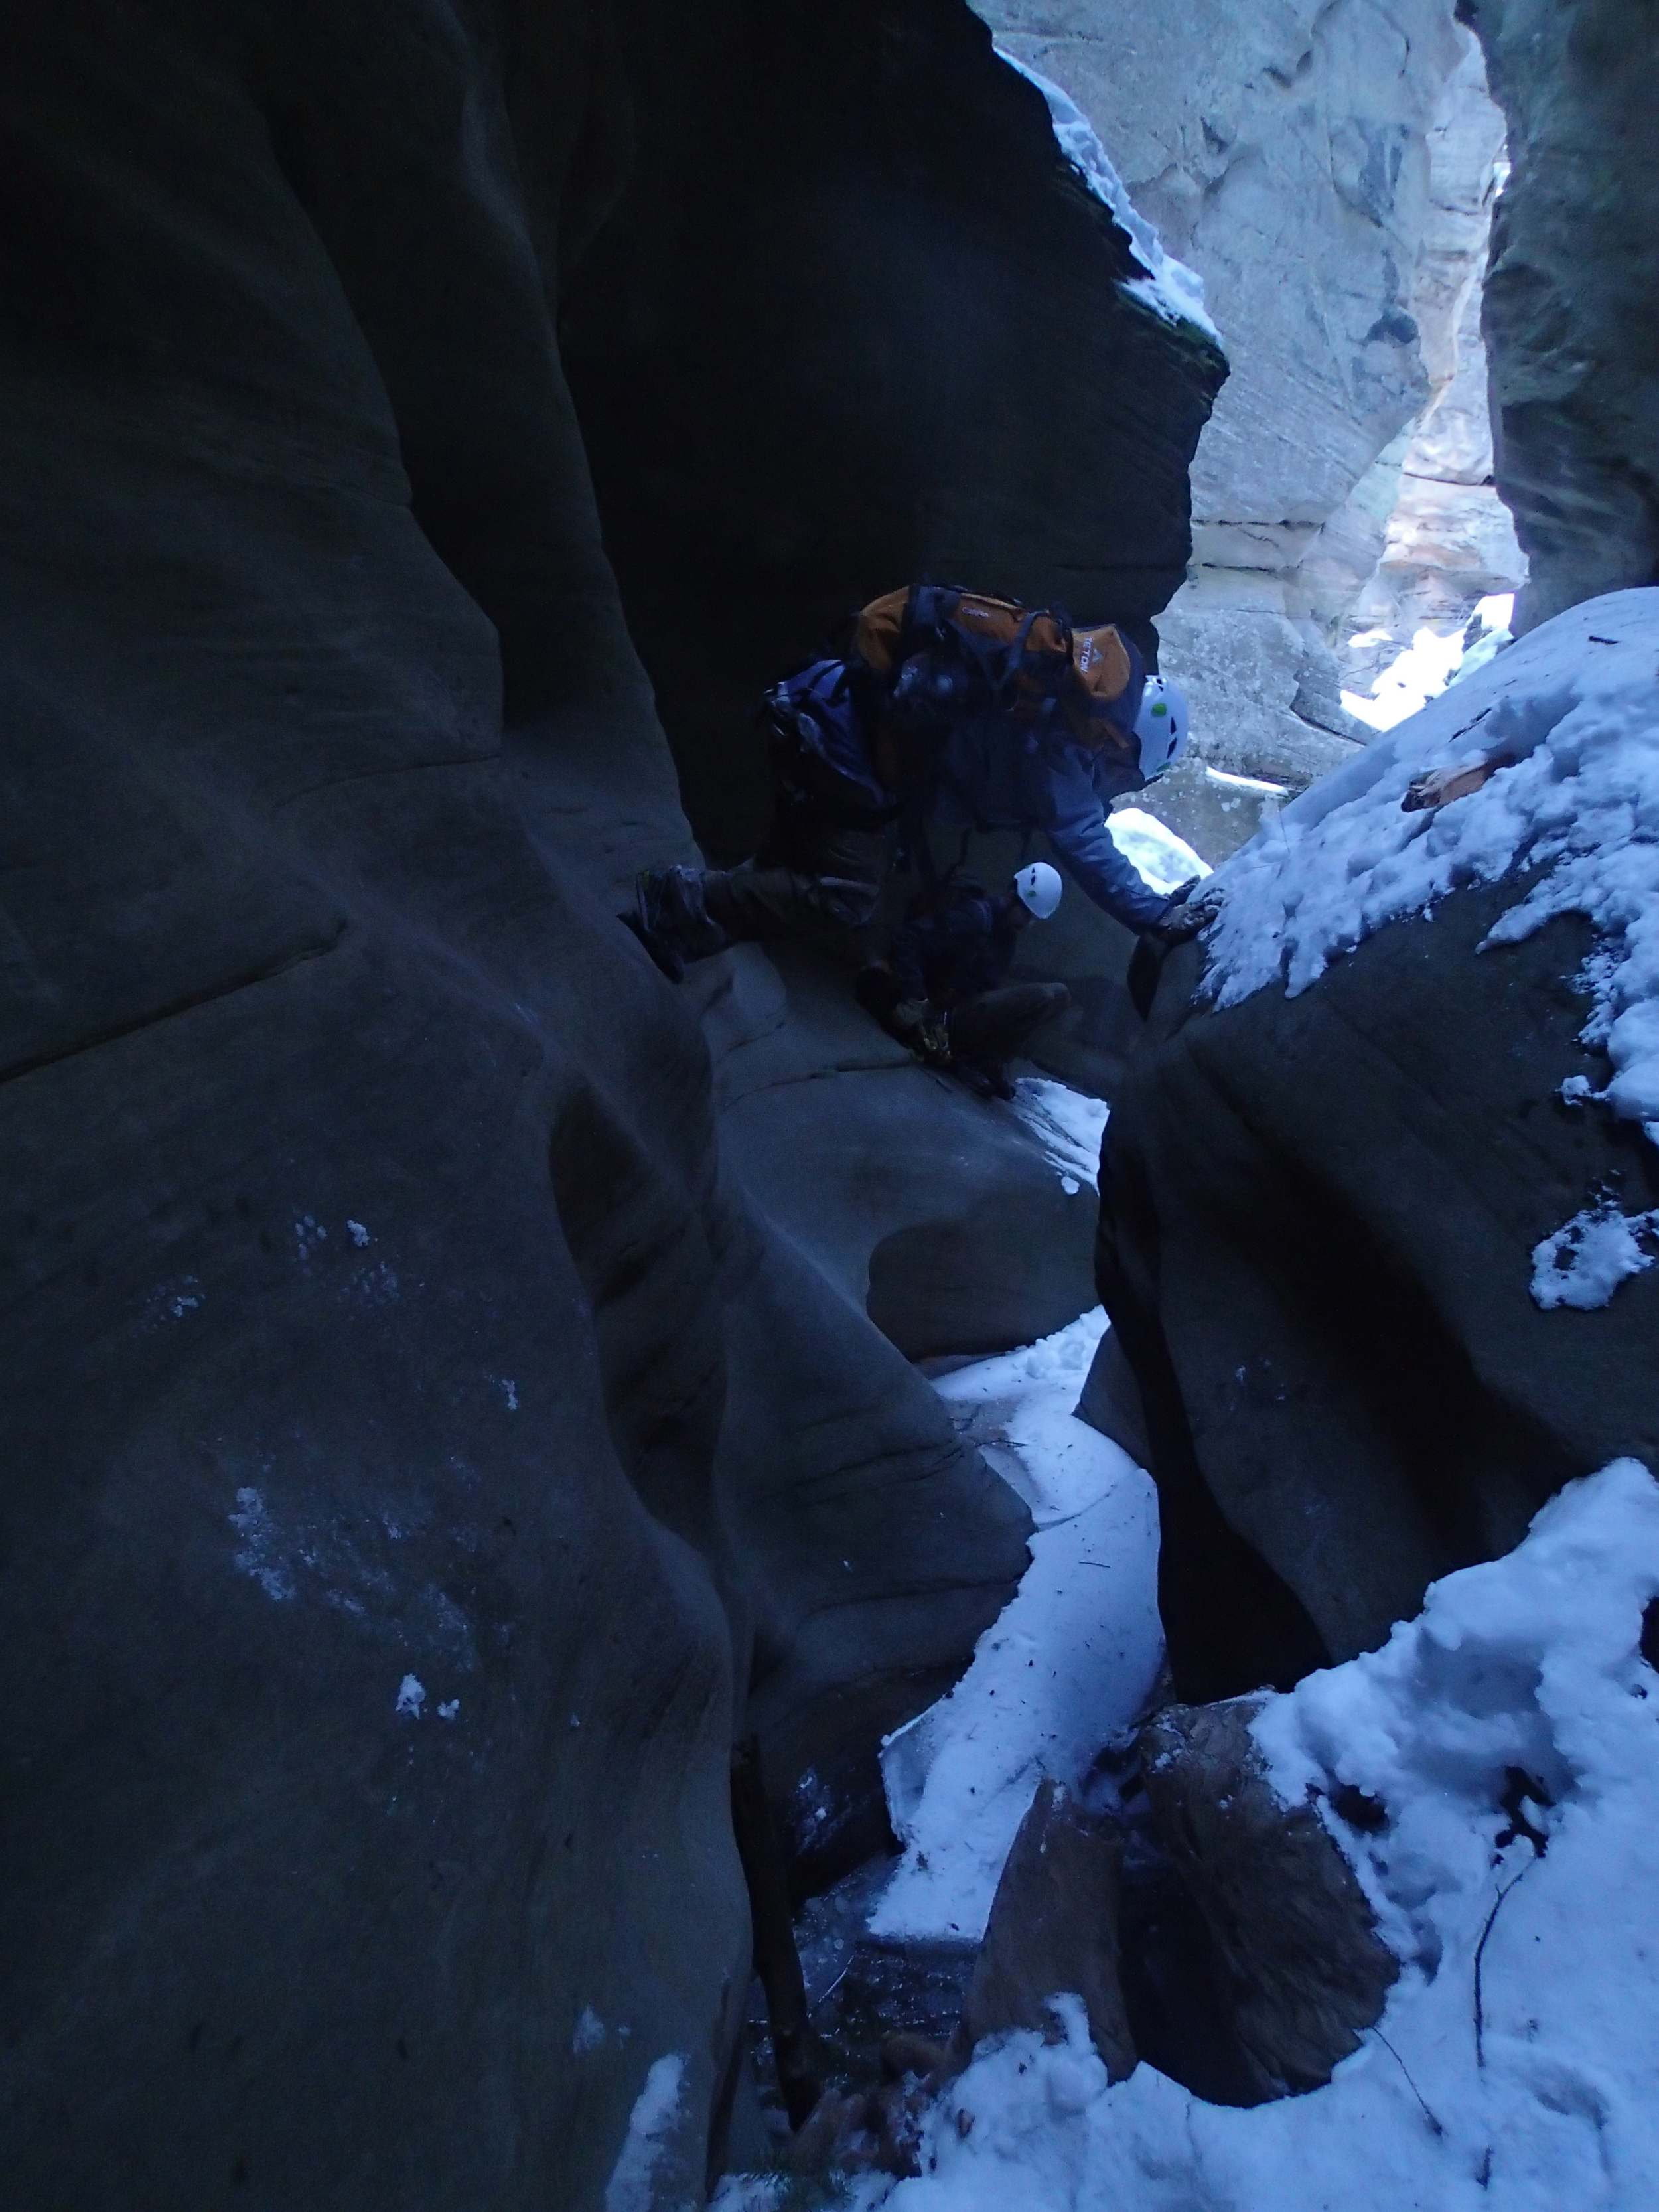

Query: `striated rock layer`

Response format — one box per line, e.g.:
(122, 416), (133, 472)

(1338, 30), (1525, 697)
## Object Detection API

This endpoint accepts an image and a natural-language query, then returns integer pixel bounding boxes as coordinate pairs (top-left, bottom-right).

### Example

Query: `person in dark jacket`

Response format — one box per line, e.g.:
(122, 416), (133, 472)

(926, 682), (1182, 934)
(874, 861), (1070, 1099)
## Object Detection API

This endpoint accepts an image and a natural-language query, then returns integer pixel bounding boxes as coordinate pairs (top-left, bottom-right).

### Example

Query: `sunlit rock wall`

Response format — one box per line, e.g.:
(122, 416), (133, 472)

(979, 0), (1471, 851)
(1335, 32), (1526, 699)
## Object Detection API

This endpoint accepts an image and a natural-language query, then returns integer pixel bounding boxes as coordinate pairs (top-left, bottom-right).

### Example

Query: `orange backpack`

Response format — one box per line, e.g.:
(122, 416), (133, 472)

(851, 583), (1138, 749)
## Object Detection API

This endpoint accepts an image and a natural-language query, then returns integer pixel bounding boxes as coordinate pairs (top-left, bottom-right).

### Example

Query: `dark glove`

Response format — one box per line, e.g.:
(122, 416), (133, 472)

(1143, 877), (1221, 947)
(1127, 881), (1222, 1021)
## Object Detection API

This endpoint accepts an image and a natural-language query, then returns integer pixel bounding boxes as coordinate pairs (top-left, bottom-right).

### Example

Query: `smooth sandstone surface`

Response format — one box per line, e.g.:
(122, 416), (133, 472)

(0, 3), (1228, 2199)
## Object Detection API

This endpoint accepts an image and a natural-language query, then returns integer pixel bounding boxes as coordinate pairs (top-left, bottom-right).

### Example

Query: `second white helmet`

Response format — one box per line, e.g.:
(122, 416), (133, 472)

(1133, 675), (1190, 779)
(1014, 861), (1063, 919)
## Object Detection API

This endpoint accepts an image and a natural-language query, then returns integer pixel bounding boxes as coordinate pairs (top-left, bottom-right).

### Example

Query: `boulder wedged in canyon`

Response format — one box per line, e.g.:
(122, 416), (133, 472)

(1098, 879), (1659, 1706)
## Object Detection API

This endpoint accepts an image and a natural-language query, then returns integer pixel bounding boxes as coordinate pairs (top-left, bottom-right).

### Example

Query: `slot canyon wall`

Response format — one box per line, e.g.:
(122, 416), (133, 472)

(0, 1), (1216, 2203)
(5, 0), (1657, 2201)
(980, 0), (1525, 851)
(1465, 0), (1659, 628)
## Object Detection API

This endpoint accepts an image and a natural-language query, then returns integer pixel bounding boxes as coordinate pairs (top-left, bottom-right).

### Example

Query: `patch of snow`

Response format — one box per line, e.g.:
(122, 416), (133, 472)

(500, 1378), (519, 1411)
(1530, 1197), (1659, 1310)
(349, 1258), (400, 1304)
(1201, 589), (1659, 1145)
(228, 1486), (295, 1603)
(1106, 806), (1210, 896)
(394, 1674), (425, 1718)
(346, 1218), (371, 1247)
(437, 1697), (461, 1721)
(1206, 767), (1289, 798)
(1452, 595), (1516, 688)
(867, 1309), (1162, 1947)
(1343, 623), (1470, 731)
(866, 1459), (1659, 2212)
(1006, 1078), (1108, 1190)
(603, 2053), (687, 2212)
(572, 2006), (607, 2057)
(995, 52), (1220, 342)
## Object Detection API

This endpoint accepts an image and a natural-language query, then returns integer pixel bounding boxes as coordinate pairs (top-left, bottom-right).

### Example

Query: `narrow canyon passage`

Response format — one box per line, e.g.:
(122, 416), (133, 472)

(2, 3), (1657, 2209)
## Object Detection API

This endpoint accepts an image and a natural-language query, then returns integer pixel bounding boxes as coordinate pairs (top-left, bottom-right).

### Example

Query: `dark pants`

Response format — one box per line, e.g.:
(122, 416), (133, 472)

(698, 809), (892, 959)
(947, 981), (1070, 1068)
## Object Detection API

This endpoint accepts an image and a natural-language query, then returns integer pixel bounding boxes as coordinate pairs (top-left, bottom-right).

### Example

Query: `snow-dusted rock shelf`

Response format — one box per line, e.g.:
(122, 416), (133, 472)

(1204, 591), (1659, 1150)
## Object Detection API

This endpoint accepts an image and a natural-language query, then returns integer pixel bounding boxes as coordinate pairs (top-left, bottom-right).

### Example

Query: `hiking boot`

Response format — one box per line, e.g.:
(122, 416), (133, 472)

(622, 865), (726, 982)
(952, 1057), (1015, 1101)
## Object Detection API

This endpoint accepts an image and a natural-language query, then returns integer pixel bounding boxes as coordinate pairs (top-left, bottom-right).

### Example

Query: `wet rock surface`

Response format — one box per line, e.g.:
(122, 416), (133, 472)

(1139, 1700), (1398, 2099)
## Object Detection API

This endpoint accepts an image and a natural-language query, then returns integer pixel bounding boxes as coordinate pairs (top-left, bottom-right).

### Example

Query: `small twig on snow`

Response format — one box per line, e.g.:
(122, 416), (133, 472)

(1368, 2026), (1445, 2138)
(1474, 1857), (1538, 2069)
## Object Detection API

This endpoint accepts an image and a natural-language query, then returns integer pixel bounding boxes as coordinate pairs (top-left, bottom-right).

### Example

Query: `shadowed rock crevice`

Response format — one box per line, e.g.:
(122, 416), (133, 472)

(556, 0), (1224, 860)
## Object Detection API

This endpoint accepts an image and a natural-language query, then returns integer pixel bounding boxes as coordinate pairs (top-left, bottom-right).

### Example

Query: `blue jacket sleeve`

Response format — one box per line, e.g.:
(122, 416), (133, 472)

(1045, 790), (1171, 931)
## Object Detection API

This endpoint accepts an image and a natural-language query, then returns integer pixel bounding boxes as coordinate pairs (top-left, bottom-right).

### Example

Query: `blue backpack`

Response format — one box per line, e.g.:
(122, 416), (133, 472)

(761, 658), (901, 827)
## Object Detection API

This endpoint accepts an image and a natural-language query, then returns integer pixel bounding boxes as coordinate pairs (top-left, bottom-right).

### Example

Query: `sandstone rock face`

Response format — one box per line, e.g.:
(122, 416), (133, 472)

(1464, 0), (1659, 631)
(0, 1), (1240, 2197)
(706, 948), (1098, 1367)
(1097, 879), (1659, 1704)
(1138, 1700), (1398, 2099)
(959, 1779), (1135, 2080)
(981, 0), (1471, 841)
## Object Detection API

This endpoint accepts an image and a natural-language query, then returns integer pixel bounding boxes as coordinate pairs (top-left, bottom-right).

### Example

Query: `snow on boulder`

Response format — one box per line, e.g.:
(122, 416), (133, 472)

(865, 1459), (1659, 2212)
(1096, 592), (1659, 1703)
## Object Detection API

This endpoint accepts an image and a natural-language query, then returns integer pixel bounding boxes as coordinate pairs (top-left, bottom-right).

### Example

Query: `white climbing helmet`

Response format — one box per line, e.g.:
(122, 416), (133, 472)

(1013, 861), (1063, 919)
(1133, 675), (1190, 779)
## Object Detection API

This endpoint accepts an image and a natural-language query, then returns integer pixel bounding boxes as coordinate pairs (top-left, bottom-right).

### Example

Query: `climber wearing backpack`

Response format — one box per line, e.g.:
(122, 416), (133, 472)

(623, 583), (1192, 979)
(869, 861), (1070, 1100)
(852, 584), (1190, 935)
